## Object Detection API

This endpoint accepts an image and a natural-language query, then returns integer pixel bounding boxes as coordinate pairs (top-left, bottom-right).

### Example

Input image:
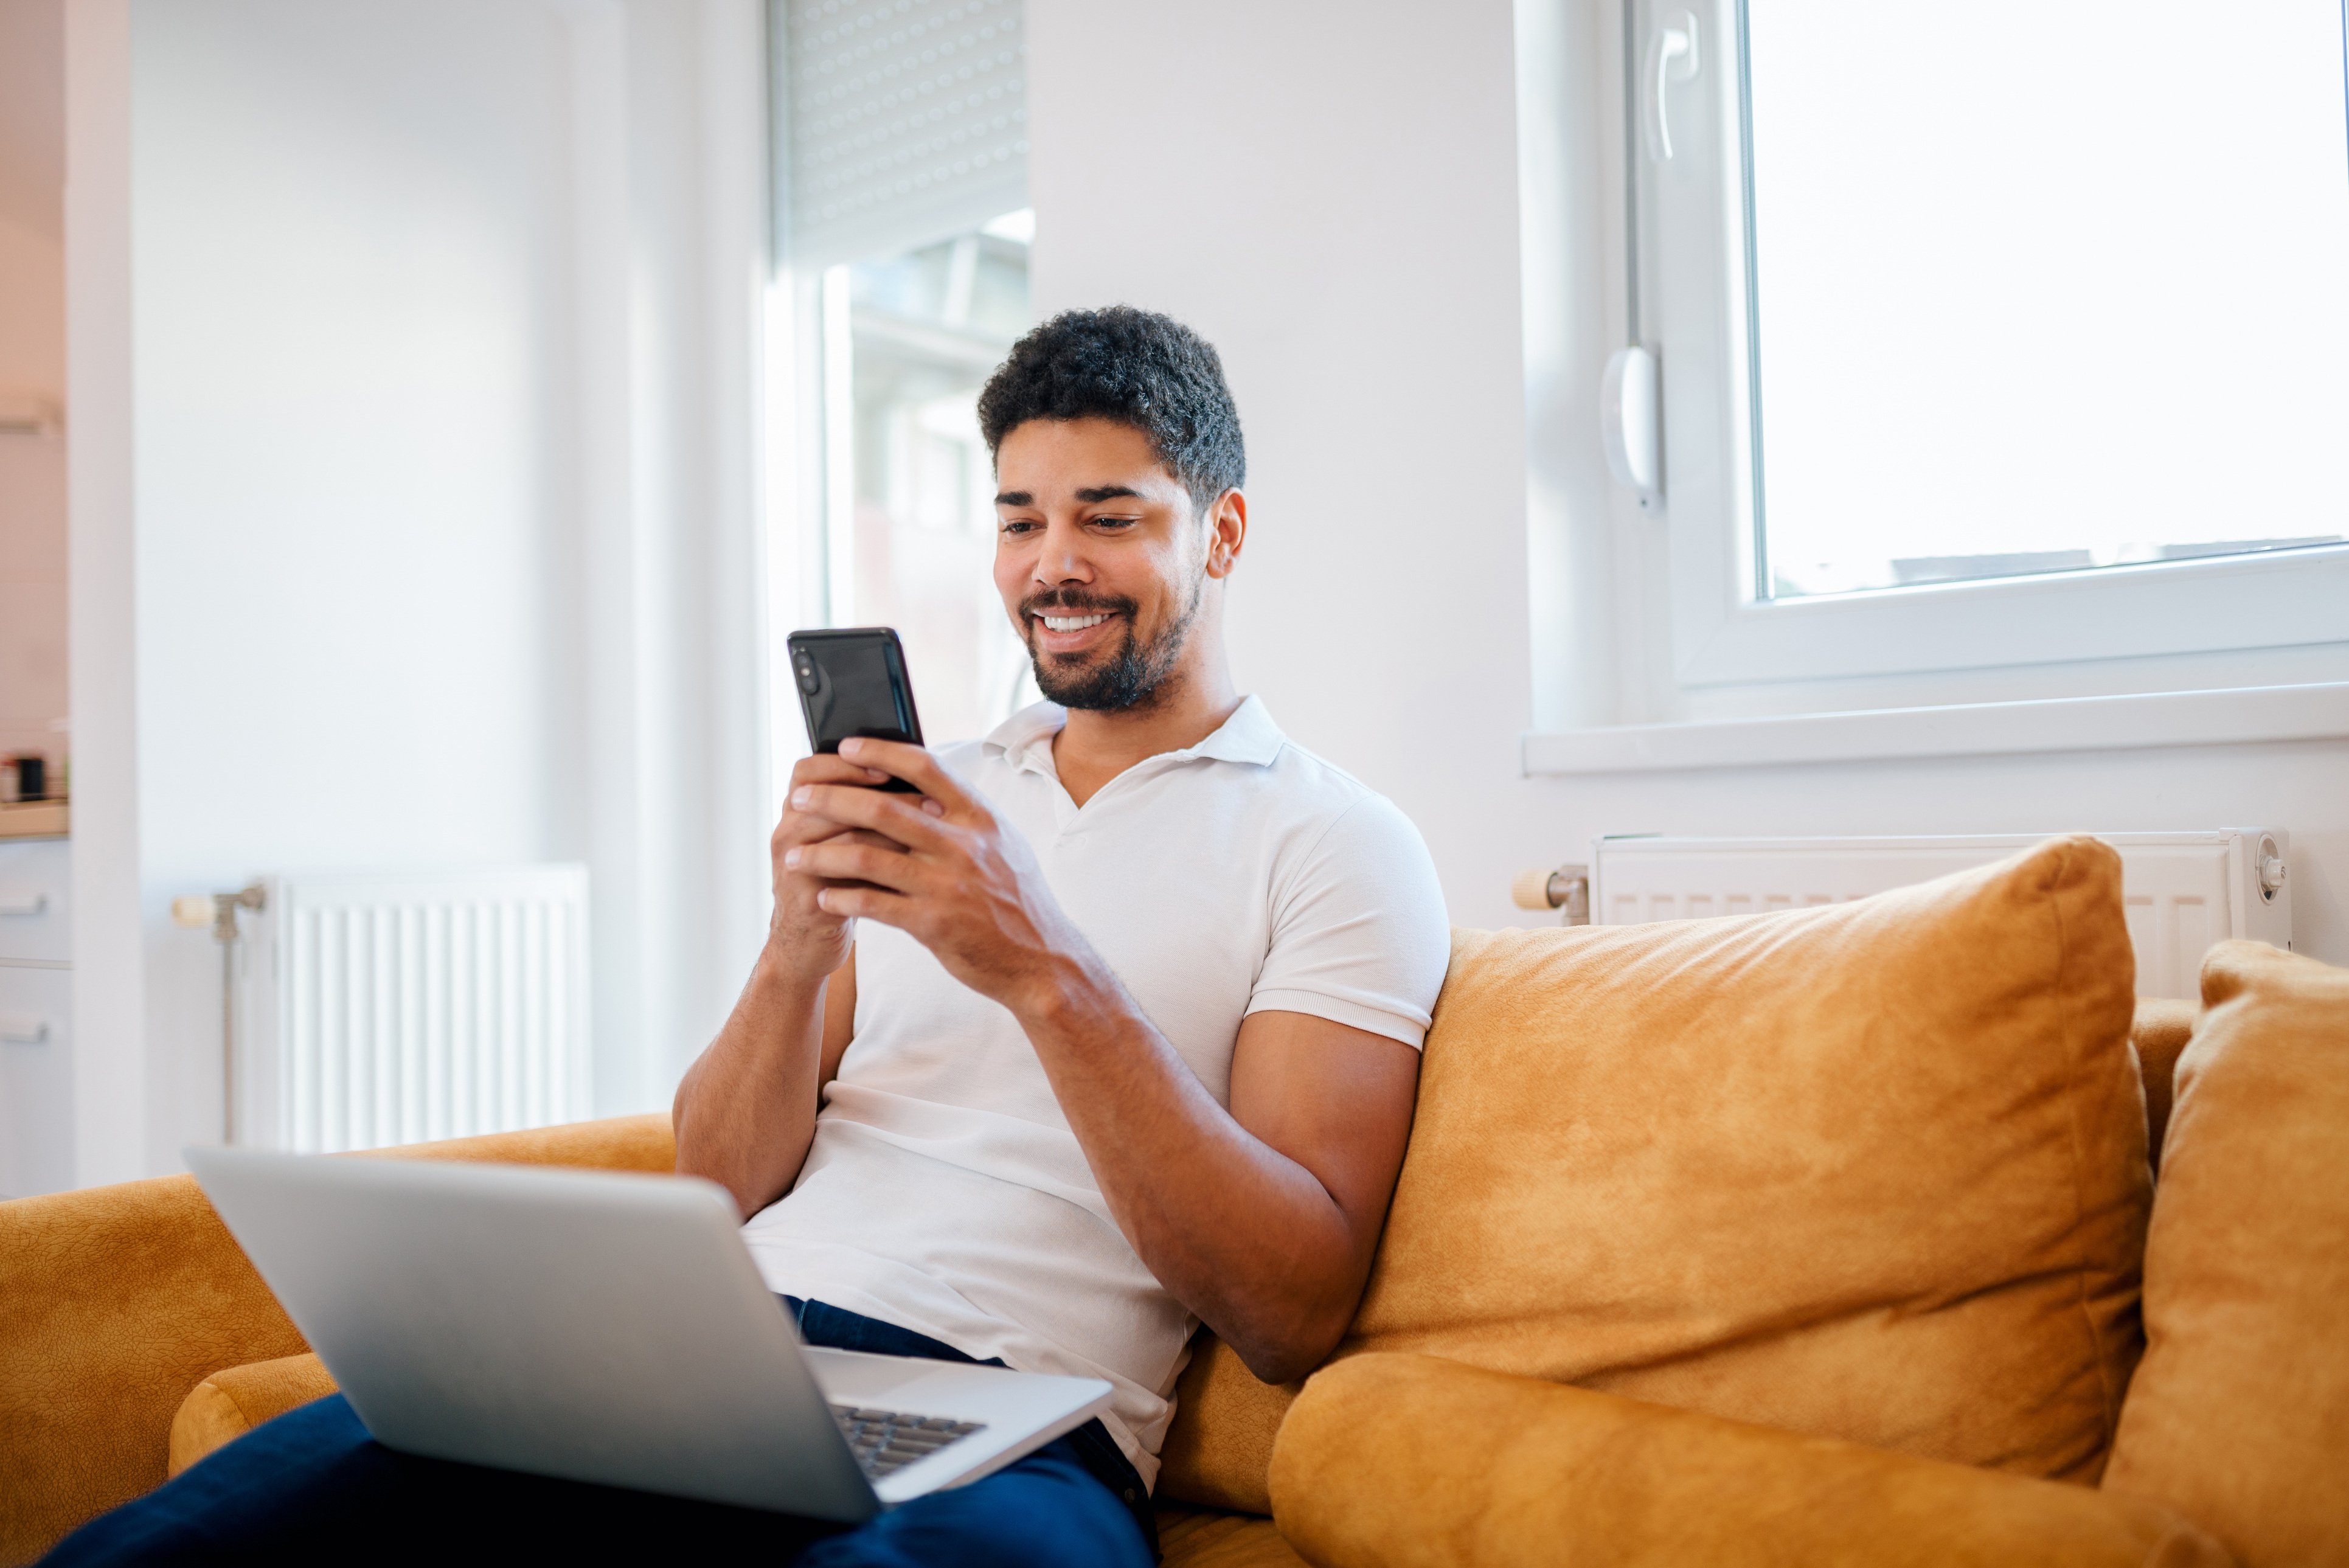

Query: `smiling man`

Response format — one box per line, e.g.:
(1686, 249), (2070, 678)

(44, 310), (1445, 1568)
(674, 307), (1451, 1562)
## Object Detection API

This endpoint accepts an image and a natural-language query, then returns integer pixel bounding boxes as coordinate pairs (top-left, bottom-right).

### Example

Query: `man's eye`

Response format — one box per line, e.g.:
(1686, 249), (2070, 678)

(1001, 519), (1040, 535)
(1091, 516), (1140, 530)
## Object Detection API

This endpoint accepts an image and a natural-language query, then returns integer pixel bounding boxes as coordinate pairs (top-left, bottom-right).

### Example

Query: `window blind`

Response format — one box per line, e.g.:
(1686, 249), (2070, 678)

(777, 0), (1027, 268)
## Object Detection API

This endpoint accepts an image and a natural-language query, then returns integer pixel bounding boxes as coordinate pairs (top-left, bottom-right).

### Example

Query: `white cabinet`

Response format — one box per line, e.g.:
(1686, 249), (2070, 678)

(0, 839), (71, 962)
(0, 964), (72, 1198)
(0, 839), (72, 1198)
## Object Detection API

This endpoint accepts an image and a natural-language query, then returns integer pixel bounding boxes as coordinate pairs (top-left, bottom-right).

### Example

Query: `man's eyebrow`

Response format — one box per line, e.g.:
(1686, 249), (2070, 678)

(993, 484), (1148, 507)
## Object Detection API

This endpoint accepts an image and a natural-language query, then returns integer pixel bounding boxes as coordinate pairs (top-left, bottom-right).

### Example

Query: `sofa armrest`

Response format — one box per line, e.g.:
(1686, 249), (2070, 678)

(0, 1112), (674, 1567)
(1268, 1355), (2229, 1568)
(363, 1113), (675, 1176)
(0, 1170), (308, 1567)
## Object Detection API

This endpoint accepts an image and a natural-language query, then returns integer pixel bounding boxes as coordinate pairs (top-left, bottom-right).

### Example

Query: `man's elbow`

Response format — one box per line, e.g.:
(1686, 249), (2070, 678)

(678, 1151), (764, 1224)
(1229, 1305), (1353, 1387)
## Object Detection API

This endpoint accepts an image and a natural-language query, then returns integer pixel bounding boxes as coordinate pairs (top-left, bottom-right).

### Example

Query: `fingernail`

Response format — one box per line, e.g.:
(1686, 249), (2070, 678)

(922, 799), (945, 817)
(791, 786), (811, 807)
(814, 889), (831, 912)
(783, 847), (801, 867)
(866, 769), (889, 782)
(840, 738), (863, 755)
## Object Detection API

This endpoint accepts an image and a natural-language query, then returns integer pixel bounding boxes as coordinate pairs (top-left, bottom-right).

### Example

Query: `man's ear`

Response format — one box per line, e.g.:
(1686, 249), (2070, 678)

(1204, 489), (1247, 579)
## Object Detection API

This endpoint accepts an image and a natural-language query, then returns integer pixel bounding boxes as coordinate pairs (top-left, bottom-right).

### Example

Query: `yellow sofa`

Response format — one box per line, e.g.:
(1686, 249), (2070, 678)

(4, 838), (2343, 1567)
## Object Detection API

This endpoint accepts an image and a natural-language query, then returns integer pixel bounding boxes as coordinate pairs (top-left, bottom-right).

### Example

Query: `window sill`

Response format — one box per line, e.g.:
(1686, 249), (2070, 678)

(1521, 682), (2349, 776)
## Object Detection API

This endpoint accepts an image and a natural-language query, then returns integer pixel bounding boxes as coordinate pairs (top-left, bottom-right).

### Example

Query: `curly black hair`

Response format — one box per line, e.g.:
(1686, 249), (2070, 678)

(976, 305), (1246, 512)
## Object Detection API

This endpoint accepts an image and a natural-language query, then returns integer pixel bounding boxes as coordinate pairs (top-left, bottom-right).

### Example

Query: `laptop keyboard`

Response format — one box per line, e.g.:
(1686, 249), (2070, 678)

(830, 1404), (988, 1479)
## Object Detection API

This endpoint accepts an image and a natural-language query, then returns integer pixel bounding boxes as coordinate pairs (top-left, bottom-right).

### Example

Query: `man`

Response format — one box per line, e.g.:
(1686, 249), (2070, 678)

(46, 308), (1446, 1566)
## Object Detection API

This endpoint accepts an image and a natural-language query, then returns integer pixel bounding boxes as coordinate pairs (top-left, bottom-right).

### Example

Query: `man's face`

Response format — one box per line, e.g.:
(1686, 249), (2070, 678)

(992, 417), (1214, 712)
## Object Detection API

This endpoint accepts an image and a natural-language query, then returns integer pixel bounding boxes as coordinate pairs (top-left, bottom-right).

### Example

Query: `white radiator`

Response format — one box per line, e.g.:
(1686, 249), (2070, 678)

(235, 867), (593, 1153)
(1572, 831), (2291, 1001)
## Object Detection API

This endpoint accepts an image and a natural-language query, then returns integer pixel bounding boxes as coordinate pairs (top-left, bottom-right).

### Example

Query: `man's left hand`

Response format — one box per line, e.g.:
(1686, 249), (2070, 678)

(782, 737), (1088, 1017)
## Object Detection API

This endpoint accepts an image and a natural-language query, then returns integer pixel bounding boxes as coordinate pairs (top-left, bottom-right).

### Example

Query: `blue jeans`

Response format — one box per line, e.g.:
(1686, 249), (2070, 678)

(43, 1299), (1154, 1567)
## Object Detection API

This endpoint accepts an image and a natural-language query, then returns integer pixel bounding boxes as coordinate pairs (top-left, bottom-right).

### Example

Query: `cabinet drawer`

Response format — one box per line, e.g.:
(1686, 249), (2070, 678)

(0, 839), (69, 963)
(0, 963), (74, 1197)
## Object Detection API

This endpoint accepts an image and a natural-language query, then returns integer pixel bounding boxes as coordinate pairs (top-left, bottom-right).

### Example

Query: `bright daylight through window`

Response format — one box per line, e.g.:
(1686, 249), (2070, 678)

(1740, 0), (2349, 601)
(821, 214), (1039, 747)
(774, 0), (1032, 751)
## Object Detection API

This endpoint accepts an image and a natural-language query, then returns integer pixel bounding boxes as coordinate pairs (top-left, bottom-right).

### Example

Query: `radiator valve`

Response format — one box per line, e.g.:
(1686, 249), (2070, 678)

(1511, 864), (1591, 926)
(172, 884), (266, 943)
(172, 883), (266, 1146)
(2257, 833), (2287, 901)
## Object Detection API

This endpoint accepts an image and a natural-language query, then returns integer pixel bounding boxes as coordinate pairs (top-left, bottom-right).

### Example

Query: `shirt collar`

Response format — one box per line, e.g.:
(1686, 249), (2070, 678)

(982, 695), (1286, 773)
(1185, 695), (1286, 766)
(983, 700), (1069, 774)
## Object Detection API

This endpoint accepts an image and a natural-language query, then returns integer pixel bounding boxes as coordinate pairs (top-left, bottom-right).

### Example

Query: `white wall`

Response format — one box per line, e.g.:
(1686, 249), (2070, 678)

(128, 0), (587, 1173)
(67, 0), (774, 1185)
(1025, 0), (2349, 964)
(1027, 0), (1557, 932)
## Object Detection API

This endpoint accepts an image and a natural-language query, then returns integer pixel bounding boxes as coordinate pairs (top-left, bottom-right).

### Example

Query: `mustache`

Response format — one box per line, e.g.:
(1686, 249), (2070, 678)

(1020, 589), (1137, 620)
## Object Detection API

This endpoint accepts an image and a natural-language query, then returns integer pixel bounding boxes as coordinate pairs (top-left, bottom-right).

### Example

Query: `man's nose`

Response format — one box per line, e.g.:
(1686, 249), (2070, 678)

(1033, 519), (1095, 586)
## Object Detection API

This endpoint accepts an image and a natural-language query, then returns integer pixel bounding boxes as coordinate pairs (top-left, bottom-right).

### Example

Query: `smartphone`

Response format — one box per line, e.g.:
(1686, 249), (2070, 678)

(786, 628), (925, 793)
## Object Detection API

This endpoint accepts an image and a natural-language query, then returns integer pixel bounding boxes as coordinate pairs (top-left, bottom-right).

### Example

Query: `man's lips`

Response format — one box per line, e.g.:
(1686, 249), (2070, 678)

(1027, 607), (1122, 654)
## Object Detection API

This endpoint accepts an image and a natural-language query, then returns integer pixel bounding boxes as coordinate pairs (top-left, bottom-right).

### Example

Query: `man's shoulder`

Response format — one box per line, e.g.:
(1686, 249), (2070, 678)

(1251, 740), (1431, 865)
(1253, 732), (1377, 811)
(1246, 741), (1451, 1021)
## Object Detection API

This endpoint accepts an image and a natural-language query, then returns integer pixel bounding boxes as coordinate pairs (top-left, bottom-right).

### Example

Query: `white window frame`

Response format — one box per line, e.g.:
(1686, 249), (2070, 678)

(1636, 0), (2349, 696)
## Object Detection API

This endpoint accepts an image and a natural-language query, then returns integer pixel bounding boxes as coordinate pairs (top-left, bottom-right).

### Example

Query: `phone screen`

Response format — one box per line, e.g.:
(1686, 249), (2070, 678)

(789, 629), (924, 791)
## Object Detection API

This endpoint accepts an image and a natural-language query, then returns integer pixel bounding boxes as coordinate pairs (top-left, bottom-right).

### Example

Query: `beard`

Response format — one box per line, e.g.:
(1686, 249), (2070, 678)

(1020, 574), (1204, 712)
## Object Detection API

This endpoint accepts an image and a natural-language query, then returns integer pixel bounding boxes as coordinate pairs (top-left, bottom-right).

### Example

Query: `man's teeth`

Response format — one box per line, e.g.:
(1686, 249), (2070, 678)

(1041, 613), (1110, 632)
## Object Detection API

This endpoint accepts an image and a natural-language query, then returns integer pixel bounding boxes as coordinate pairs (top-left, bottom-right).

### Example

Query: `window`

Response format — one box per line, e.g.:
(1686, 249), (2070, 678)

(770, 0), (1033, 756)
(819, 214), (1039, 746)
(1629, 0), (2349, 692)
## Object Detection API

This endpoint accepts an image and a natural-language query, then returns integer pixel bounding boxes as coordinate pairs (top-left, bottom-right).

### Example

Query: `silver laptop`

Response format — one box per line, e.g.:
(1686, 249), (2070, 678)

(185, 1147), (1113, 1522)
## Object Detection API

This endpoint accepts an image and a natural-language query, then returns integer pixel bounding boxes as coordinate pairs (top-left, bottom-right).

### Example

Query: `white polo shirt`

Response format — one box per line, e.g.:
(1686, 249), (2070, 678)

(738, 696), (1449, 1485)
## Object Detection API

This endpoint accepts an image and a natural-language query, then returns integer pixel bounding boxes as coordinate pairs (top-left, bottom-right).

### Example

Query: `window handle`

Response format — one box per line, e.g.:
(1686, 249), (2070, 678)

(1601, 345), (1663, 509)
(1642, 10), (1701, 162)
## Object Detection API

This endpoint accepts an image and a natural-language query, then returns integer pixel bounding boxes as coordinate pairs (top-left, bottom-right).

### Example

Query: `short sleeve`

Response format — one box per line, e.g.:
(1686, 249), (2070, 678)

(1247, 793), (1451, 1049)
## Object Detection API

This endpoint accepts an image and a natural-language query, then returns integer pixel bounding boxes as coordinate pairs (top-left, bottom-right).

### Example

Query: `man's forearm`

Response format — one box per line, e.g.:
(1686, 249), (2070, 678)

(672, 948), (830, 1219)
(1013, 957), (1364, 1382)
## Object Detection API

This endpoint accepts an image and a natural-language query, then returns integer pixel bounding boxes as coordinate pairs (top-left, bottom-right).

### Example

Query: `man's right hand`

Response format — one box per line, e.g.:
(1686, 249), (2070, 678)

(765, 753), (930, 980)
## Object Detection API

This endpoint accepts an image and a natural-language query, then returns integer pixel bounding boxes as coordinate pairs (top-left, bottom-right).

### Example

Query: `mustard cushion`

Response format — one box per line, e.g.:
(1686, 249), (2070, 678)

(1269, 1353), (2229, 1568)
(2103, 940), (2349, 1565)
(1162, 836), (2149, 1513)
(168, 1353), (341, 1477)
